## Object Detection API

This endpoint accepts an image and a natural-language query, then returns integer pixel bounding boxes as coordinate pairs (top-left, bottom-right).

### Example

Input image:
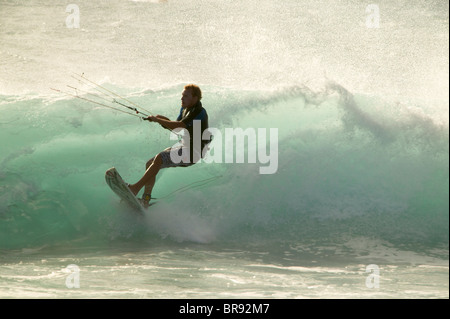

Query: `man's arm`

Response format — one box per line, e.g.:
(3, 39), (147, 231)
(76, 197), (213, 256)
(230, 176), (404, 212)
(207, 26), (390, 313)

(155, 115), (170, 121)
(147, 115), (186, 130)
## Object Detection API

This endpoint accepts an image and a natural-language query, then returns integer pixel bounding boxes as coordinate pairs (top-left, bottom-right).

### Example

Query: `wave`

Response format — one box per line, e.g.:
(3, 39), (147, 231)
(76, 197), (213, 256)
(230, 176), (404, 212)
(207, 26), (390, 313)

(0, 81), (448, 250)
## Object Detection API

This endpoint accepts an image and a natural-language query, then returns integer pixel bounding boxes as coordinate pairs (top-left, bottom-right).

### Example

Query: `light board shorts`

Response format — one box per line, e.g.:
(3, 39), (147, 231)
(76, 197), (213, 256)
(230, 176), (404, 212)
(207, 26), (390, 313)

(157, 146), (200, 169)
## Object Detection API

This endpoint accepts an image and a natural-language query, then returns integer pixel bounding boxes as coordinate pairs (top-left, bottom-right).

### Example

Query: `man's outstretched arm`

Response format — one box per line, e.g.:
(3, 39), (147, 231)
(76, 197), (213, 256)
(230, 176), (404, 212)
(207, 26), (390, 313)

(146, 115), (186, 130)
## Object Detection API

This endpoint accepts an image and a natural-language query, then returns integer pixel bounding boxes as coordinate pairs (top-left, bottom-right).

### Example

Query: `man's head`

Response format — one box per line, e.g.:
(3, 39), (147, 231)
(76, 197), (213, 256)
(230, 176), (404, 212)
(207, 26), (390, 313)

(181, 84), (202, 108)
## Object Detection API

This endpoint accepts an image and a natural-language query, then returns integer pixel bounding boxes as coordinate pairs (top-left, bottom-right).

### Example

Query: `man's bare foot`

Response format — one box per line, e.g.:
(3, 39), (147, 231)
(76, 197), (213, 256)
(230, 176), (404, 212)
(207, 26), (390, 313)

(128, 183), (139, 196)
(140, 193), (152, 208)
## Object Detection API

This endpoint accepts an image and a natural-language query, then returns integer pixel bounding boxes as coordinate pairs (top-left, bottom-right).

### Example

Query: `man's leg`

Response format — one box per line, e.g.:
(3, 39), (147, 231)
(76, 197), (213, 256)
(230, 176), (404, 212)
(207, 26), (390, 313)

(129, 154), (162, 198)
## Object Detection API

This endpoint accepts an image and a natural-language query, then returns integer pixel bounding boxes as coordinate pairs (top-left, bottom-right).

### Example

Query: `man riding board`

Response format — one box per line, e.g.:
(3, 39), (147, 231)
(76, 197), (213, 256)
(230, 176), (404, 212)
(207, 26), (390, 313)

(128, 84), (209, 207)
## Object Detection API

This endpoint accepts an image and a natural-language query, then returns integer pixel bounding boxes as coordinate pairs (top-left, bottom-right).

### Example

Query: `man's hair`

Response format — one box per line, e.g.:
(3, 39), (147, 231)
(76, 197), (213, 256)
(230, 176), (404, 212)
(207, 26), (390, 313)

(184, 84), (202, 100)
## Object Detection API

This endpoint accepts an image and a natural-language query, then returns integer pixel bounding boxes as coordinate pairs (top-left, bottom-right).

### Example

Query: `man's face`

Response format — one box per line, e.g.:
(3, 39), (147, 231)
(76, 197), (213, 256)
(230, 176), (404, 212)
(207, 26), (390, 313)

(181, 89), (198, 108)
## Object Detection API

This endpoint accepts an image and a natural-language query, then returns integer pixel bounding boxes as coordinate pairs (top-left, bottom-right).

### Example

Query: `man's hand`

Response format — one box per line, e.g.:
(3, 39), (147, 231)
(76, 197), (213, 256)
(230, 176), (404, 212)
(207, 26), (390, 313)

(145, 115), (157, 122)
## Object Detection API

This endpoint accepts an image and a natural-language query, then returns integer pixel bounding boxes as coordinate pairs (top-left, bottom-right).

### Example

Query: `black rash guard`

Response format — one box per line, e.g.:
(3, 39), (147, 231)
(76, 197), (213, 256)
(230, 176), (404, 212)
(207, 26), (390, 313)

(176, 101), (210, 161)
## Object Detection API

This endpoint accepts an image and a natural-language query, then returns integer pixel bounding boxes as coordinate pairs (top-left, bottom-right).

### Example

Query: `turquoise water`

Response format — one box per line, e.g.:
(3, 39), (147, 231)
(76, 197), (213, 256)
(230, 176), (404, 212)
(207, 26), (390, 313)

(0, 0), (448, 299)
(1, 84), (448, 249)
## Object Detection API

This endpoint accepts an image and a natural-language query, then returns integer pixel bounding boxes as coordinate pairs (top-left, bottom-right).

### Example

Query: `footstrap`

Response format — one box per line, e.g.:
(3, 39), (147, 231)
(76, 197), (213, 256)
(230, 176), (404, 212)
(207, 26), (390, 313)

(142, 193), (152, 201)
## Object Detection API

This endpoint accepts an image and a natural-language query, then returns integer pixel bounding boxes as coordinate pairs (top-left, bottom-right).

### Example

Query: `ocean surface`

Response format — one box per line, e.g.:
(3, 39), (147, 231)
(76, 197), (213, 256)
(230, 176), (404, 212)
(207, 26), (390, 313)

(0, 0), (448, 299)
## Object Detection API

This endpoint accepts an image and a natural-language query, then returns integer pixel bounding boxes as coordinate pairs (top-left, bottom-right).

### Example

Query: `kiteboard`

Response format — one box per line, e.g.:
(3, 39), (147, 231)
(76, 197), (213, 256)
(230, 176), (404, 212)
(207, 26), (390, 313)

(105, 167), (150, 214)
